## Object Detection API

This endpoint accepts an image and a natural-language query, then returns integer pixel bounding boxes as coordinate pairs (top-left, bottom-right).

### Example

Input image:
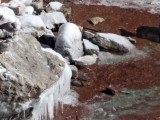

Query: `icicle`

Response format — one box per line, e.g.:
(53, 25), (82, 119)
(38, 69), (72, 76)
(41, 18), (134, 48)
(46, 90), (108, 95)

(31, 48), (72, 120)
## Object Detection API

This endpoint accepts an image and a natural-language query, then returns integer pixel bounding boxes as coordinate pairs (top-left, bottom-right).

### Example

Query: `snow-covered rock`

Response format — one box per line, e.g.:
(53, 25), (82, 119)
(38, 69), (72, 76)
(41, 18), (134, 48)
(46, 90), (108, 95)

(18, 14), (46, 36)
(83, 39), (99, 55)
(0, 6), (21, 30)
(91, 33), (135, 54)
(40, 12), (67, 30)
(22, 6), (34, 15)
(46, 1), (63, 12)
(73, 54), (98, 66)
(55, 23), (83, 61)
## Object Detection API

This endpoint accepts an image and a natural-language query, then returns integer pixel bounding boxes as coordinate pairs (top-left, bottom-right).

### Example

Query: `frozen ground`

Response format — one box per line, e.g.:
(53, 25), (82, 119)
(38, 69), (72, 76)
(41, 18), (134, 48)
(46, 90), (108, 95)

(74, 0), (160, 14)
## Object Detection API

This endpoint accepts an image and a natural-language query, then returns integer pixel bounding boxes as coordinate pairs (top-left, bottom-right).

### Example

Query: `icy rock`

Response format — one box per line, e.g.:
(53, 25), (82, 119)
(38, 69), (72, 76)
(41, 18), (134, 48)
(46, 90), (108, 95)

(18, 14), (46, 36)
(0, 6), (21, 30)
(40, 12), (67, 30)
(46, 1), (63, 12)
(55, 23), (83, 61)
(91, 33), (135, 54)
(83, 31), (95, 40)
(73, 54), (98, 66)
(31, 0), (43, 10)
(83, 39), (99, 55)
(23, 6), (34, 15)
(0, 34), (69, 119)
(69, 65), (78, 78)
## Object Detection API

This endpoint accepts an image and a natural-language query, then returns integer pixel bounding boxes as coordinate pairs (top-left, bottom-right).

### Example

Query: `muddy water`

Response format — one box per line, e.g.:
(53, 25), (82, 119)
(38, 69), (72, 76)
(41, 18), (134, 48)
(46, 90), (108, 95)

(83, 86), (160, 120)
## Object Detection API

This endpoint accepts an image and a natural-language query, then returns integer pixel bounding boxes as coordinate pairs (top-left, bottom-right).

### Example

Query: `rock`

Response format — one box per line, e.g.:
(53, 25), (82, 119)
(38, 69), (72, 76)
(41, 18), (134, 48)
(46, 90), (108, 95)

(46, 1), (63, 12)
(31, 0), (43, 10)
(0, 39), (10, 53)
(89, 17), (105, 25)
(127, 37), (136, 44)
(0, 33), (72, 119)
(69, 65), (78, 78)
(0, 6), (21, 30)
(61, 7), (72, 21)
(10, 6), (25, 15)
(78, 72), (90, 81)
(83, 39), (99, 55)
(91, 33), (135, 54)
(38, 34), (55, 49)
(0, 29), (12, 39)
(55, 23), (83, 61)
(18, 14), (46, 37)
(83, 31), (95, 40)
(73, 54), (98, 66)
(40, 12), (67, 30)
(71, 79), (83, 87)
(100, 88), (115, 96)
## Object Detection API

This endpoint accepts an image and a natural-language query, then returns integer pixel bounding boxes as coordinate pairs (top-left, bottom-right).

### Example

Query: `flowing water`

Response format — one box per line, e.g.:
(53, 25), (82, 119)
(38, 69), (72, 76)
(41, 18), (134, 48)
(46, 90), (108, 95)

(83, 86), (160, 120)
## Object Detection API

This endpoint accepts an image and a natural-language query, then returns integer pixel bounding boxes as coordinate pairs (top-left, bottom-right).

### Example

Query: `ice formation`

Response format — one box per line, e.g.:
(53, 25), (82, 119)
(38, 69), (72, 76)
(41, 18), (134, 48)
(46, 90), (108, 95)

(31, 48), (72, 120)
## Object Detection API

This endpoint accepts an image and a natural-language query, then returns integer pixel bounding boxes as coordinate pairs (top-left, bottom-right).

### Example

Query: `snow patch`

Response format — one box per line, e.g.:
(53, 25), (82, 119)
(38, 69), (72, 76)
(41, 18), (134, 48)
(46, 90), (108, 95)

(31, 48), (73, 120)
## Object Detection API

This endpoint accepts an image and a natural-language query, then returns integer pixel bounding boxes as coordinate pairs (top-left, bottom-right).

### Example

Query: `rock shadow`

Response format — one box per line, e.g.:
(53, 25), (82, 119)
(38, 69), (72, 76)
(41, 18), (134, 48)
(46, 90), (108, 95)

(120, 26), (160, 42)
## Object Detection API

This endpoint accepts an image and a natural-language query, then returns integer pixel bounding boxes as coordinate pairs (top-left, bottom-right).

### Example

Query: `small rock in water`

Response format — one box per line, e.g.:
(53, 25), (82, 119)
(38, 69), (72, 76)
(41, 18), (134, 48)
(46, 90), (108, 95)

(73, 54), (98, 66)
(69, 65), (78, 78)
(89, 17), (105, 25)
(127, 37), (136, 44)
(71, 79), (83, 87)
(78, 72), (90, 81)
(83, 39), (99, 55)
(100, 88), (116, 96)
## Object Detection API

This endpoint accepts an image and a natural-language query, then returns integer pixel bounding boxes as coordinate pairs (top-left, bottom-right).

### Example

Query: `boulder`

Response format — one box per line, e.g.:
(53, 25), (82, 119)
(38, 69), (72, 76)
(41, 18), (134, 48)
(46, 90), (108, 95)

(18, 14), (46, 37)
(31, 0), (43, 10)
(55, 23), (83, 61)
(92, 33), (135, 54)
(46, 1), (63, 12)
(69, 65), (78, 78)
(82, 31), (95, 40)
(40, 12), (67, 30)
(83, 39), (99, 55)
(0, 34), (71, 119)
(73, 54), (98, 66)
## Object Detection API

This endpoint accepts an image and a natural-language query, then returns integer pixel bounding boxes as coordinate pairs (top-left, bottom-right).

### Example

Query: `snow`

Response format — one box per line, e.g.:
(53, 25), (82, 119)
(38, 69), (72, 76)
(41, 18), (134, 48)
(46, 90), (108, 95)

(1, 0), (24, 8)
(32, 48), (72, 120)
(97, 33), (135, 51)
(40, 12), (67, 29)
(23, 6), (34, 15)
(18, 14), (45, 35)
(46, 1), (63, 11)
(0, 6), (21, 30)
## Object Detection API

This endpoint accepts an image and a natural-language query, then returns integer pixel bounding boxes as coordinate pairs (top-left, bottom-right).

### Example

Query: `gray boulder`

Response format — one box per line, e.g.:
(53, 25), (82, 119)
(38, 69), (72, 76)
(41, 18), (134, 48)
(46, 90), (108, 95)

(0, 34), (71, 119)
(55, 23), (84, 61)
(69, 65), (78, 78)
(83, 39), (99, 55)
(92, 33), (135, 54)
